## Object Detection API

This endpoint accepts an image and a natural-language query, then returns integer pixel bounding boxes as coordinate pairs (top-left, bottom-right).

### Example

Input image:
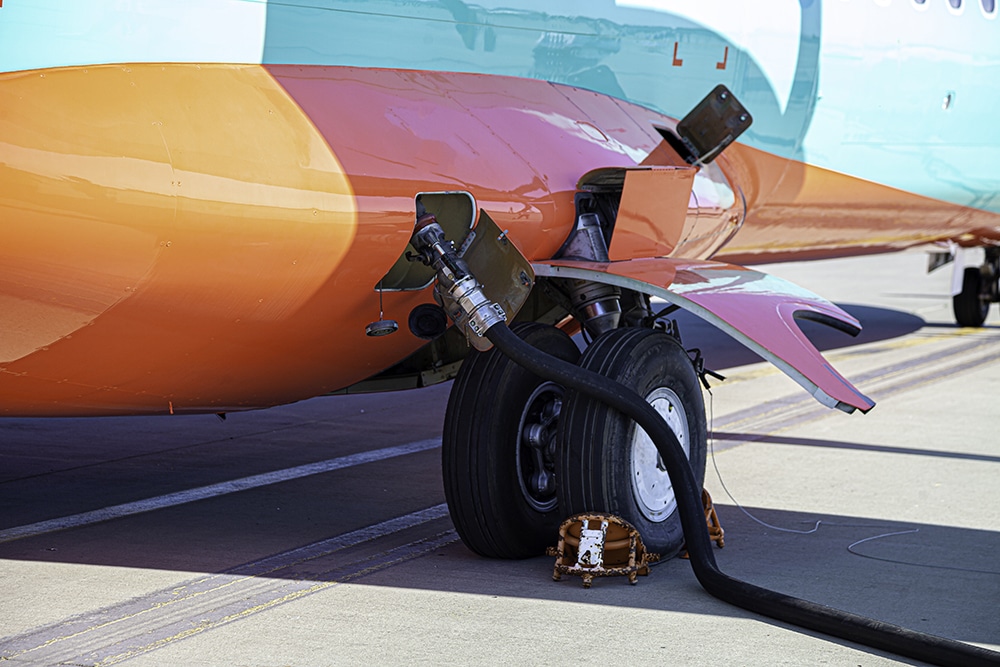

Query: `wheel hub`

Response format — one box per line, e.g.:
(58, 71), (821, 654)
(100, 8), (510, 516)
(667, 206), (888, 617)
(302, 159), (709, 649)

(516, 381), (564, 512)
(630, 386), (690, 522)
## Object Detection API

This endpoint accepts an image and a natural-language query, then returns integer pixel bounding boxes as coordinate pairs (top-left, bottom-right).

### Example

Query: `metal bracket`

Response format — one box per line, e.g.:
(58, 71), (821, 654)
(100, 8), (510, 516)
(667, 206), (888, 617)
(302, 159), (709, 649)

(409, 210), (533, 351)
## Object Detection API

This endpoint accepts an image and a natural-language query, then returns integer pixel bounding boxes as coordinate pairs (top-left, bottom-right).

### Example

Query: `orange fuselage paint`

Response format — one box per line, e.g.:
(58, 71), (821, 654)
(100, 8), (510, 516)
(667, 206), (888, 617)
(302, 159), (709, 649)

(1, 64), (393, 415)
(1, 64), (999, 416)
(718, 142), (1000, 264)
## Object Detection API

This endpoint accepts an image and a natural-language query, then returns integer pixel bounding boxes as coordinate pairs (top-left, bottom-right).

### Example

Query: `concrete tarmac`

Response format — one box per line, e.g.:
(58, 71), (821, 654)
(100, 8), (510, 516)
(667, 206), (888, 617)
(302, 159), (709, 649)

(1, 249), (998, 666)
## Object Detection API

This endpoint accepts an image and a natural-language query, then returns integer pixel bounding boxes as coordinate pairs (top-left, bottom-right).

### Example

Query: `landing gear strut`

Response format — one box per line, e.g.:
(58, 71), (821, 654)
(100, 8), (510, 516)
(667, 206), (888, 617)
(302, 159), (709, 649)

(953, 248), (999, 327)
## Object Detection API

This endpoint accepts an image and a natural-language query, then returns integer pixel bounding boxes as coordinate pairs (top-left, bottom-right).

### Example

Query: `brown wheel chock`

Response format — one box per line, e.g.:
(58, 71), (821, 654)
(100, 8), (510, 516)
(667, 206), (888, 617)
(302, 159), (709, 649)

(681, 488), (725, 559)
(546, 513), (660, 588)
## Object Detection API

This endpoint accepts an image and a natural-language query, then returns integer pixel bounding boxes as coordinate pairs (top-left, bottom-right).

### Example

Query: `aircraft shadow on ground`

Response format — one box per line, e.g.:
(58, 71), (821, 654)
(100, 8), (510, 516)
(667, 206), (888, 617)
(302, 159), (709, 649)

(2, 425), (997, 651)
(5, 303), (994, 658)
(360, 506), (1000, 654)
(2, 494), (997, 656)
(670, 303), (924, 371)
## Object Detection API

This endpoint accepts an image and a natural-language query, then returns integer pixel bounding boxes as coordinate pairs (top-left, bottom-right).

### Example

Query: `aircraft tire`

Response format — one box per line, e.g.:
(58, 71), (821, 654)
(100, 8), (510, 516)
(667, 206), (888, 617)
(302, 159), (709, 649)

(443, 322), (580, 558)
(557, 327), (707, 558)
(953, 267), (990, 327)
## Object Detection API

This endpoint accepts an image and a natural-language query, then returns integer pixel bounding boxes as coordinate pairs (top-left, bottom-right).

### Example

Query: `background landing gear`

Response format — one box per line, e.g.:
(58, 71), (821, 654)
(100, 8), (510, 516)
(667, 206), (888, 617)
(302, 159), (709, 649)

(953, 249), (999, 327)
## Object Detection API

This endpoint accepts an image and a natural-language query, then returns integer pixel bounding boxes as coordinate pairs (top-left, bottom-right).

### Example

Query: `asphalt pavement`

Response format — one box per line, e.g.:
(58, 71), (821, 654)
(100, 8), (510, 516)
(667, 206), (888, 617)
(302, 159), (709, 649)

(1, 249), (997, 666)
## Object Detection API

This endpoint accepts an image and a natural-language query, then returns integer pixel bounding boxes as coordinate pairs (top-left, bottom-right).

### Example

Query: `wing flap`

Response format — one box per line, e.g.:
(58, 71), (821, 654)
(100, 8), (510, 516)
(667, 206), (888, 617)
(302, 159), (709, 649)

(533, 257), (875, 413)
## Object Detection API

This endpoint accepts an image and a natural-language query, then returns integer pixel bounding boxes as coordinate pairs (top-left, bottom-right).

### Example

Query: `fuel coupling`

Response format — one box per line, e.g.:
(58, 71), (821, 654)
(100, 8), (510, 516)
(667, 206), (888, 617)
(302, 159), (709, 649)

(410, 213), (507, 344)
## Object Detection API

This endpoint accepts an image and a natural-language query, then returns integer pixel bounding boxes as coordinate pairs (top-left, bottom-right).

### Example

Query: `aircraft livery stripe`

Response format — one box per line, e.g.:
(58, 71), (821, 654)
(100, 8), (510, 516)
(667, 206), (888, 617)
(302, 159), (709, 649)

(0, 438), (441, 544)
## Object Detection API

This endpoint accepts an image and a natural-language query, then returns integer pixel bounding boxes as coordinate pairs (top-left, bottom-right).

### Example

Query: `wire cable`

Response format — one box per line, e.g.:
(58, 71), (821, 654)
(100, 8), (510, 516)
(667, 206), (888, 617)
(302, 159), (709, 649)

(486, 322), (1000, 667)
(706, 394), (1000, 577)
(707, 393), (823, 534)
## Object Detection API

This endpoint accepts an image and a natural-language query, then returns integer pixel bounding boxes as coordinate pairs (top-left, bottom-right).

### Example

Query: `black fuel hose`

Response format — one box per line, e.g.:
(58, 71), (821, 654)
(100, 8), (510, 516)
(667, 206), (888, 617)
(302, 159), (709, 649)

(485, 322), (1000, 667)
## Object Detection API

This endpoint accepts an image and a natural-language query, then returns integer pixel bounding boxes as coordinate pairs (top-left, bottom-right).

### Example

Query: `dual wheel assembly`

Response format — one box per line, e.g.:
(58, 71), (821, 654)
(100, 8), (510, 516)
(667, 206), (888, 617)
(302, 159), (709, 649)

(443, 322), (707, 559)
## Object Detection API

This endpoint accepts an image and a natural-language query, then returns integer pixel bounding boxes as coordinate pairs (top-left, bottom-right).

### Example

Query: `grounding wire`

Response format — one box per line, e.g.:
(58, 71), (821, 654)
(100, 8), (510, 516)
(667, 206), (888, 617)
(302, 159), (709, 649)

(707, 391), (823, 535)
(707, 392), (1000, 576)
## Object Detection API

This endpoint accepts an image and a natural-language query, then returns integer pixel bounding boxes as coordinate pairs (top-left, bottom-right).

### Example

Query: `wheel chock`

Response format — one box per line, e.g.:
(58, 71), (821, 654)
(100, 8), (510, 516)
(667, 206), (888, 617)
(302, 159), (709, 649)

(546, 513), (660, 587)
(681, 488), (725, 559)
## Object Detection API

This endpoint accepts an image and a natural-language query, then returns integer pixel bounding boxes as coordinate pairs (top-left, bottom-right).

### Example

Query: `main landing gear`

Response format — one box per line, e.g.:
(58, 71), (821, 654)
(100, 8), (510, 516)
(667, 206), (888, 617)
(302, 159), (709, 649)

(442, 322), (707, 560)
(443, 322), (580, 558)
(407, 198), (707, 561)
(953, 248), (1000, 327)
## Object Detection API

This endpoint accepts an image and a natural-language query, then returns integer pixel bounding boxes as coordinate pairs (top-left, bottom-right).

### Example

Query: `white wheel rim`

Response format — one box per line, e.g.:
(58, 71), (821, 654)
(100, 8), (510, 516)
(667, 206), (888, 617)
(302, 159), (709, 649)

(630, 387), (690, 522)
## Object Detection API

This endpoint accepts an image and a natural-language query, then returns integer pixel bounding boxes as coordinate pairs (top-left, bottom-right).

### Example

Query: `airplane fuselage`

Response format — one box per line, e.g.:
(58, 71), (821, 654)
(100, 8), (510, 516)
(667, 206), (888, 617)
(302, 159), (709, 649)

(1, 0), (998, 415)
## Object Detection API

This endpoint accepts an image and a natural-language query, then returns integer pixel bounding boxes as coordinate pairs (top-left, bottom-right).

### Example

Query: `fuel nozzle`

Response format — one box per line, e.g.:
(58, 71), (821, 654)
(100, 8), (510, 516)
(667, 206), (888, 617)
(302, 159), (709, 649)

(409, 214), (506, 343)
(411, 213), (469, 283)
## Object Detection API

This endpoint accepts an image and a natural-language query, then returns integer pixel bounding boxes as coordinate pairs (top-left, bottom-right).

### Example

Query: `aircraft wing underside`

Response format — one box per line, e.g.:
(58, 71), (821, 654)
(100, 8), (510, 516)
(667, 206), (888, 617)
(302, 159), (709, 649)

(532, 258), (875, 414)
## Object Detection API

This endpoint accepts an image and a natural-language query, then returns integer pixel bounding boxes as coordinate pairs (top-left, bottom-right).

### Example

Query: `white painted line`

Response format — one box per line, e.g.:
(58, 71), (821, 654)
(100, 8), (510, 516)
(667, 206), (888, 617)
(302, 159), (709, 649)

(0, 439), (441, 544)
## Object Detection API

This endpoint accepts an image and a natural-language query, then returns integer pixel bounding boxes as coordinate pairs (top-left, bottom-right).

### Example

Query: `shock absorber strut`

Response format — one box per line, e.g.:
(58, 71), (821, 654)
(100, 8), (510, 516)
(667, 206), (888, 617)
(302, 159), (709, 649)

(556, 211), (622, 337)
